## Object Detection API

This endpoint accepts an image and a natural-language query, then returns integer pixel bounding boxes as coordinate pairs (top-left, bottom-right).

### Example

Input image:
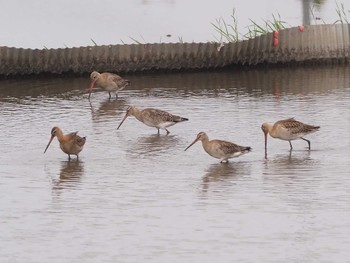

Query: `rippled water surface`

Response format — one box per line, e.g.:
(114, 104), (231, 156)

(1, 66), (350, 262)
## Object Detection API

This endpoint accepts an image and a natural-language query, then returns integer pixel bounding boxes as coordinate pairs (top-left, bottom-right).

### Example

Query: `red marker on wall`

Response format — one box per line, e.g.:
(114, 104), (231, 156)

(273, 31), (279, 47)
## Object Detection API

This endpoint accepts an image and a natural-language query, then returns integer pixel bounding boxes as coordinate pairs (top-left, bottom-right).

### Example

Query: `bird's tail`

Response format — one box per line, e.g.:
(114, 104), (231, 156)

(244, 147), (252, 153)
(174, 117), (189, 122)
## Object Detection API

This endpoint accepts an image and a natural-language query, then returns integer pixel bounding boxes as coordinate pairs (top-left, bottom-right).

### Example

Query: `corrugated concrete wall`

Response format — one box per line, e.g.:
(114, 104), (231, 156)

(0, 24), (350, 76)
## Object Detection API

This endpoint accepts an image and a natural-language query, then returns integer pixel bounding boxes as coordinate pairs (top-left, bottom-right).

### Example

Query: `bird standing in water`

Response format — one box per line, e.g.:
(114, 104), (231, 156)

(44, 127), (86, 160)
(117, 105), (188, 135)
(261, 118), (320, 152)
(184, 132), (251, 163)
(88, 71), (130, 99)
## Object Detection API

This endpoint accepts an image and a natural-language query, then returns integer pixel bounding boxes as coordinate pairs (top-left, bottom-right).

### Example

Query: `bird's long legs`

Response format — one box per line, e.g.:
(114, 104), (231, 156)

(301, 137), (311, 150)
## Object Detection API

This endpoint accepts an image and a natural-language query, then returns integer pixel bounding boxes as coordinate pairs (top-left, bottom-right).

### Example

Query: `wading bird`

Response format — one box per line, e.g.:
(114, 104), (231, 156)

(184, 132), (251, 163)
(117, 106), (188, 135)
(44, 127), (86, 160)
(88, 71), (130, 99)
(261, 118), (320, 151)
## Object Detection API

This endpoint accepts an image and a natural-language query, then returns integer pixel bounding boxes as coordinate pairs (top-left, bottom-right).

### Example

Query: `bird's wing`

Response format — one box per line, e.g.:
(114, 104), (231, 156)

(278, 118), (318, 134)
(143, 108), (187, 122)
(214, 139), (244, 154)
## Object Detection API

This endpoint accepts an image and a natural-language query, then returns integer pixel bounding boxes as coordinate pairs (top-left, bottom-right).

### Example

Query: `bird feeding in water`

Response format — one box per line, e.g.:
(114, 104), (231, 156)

(44, 127), (86, 160)
(184, 132), (251, 163)
(261, 118), (320, 152)
(117, 106), (188, 135)
(88, 71), (130, 99)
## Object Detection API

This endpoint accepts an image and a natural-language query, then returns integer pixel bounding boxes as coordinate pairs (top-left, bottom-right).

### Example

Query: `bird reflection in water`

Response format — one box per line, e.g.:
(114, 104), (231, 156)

(128, 134), (180, 157)
(201, 162), (248, 192)
(89, 98), (127, 122)
(51, 160), (84, 192)
(263, 151), (313, 177)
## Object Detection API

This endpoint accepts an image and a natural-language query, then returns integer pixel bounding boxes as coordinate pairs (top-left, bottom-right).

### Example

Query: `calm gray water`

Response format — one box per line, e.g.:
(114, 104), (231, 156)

(1, 66), (350, 262)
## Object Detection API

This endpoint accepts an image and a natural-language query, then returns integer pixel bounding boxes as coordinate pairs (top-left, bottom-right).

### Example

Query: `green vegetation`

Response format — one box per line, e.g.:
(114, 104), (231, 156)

(90, 38), (98, 46)
(212, 3), (350, 43)
(245, 14), (287, 39)
(121, 34), (184, 44)
(335, 1), (349, 24)
(211, 8), (286, 43)
(129, 35), (147, 44)
(310, 1), (349, 24)
(211, 8), (239, 43)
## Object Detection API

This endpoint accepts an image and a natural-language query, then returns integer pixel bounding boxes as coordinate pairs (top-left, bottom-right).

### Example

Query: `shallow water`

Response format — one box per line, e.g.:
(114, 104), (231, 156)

(1, 66), (350, 262)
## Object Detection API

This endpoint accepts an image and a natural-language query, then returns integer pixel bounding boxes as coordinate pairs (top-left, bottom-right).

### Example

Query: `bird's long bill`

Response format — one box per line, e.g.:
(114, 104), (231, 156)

(44, 135), (54, 153)
(264, 133), (268, 152)
(184, 138), (199, 151)
(88, 80), (96, 99)
(117, 113), (129, 130)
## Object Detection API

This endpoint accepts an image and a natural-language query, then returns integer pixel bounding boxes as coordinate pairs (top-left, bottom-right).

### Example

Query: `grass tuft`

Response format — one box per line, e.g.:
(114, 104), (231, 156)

(335, 1), (349, 24)
(129, 35), (148, 44)
(211, 8), (239, 43)
(90, 38), (98, 46)
(244, 13), (287, 39)
(212, 10), (287, 42)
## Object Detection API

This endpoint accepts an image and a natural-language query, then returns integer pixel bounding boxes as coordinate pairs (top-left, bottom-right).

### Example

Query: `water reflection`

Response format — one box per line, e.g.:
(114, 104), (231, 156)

(128, 134), (180, 156)
(263, 151), (314, 177)
(201, 162), (248, 192)
(51, 160), (84, 191)
(89, 98), (127, 121)
(123, 66), (350, 103)
(0, 77), (88, 99)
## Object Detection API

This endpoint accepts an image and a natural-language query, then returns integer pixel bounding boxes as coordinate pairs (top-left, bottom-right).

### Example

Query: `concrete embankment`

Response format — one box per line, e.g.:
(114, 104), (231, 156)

(0, 24), (349, 77)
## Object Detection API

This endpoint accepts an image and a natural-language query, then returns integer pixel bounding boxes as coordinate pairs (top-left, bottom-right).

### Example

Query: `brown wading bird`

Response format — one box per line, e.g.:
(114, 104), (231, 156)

(88, 71), (130, 99)
(261, 118), (320, 151)
(44, 127), (86, 160)
(184, 132), (251, 163)
(117, 106), (188, 135)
